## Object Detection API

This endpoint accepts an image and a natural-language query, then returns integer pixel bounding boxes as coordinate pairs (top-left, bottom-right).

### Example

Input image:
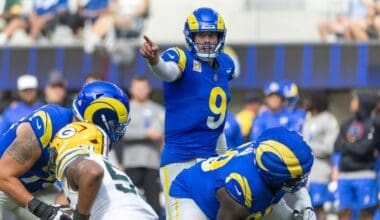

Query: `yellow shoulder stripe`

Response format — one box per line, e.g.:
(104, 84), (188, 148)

(174, 47), (186, 72)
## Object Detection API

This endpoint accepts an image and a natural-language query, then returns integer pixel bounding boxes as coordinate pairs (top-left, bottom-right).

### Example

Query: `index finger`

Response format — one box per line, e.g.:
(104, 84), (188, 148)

(143, 35), (153, 45)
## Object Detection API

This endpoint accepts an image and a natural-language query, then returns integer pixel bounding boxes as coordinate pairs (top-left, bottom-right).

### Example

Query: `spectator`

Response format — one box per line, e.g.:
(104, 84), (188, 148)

(302, 91), (339, 220)
(235, 92), (263, 142)
(318, 0), (368, 41)
(0, 74), (43, 134)
(83, 0), (149, 53)
(0, 0), (69, 44)
(113, 76), (164, 215)
(349, 0), (380, 41)
(43, 70), (70, 107)
(333, 92), (380, 220)
(84, 72), (104, 83)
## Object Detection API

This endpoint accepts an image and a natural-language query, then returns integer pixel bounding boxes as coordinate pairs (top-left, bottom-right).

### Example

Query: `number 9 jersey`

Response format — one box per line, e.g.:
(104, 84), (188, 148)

(160, 47), (235, 166)
(50, 122), (158, 220)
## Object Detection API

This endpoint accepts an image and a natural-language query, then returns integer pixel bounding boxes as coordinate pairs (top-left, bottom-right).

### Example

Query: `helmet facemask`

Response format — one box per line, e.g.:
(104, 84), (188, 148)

(183, 7), (226, 61)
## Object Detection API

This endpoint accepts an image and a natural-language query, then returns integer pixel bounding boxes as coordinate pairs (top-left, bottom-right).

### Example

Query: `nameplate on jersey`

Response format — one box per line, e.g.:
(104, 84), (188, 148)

(193, 60), (201, 72)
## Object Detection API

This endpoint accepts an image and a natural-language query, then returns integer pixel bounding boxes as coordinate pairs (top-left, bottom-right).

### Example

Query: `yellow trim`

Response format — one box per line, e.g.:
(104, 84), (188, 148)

(34, 111), (53, 147)
(226, 172), (252, 208)
(56, 148), (89, 180)
(174, 47), (186, 72)
(163, 166), (171, 220)
(217, 15), (225, 31)
(174, 198), (179, 220)
(187, 14), (199, 31)
(255, 140), (303, 178)
(84, 97), (128, 123)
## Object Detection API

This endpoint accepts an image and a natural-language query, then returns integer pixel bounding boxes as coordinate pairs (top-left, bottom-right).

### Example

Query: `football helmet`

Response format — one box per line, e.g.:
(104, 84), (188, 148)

(282, 82), (299, 110)
(183, 7), (226, 61)
(254, 127), (313, 193)
(264, 81), (283, 96)
(50, 122), (109, 180)
(72, 81), (130, 144)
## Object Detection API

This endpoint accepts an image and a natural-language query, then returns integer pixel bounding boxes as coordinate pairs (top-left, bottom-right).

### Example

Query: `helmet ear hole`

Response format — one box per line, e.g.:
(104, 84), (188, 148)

(254, 127), (314, 191)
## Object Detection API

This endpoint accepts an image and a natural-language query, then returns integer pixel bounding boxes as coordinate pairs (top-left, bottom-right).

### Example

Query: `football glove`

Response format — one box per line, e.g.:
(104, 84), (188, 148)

(27, 197), (72, 220)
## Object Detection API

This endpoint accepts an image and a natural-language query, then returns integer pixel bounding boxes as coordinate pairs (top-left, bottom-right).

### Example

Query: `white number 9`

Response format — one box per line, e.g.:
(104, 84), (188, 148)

(207, 87), (227, 129)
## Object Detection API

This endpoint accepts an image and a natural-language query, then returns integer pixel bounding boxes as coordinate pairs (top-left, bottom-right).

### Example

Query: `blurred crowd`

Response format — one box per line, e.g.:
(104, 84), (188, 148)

(2, 71), (380, 220)
(226, 81), (380, 220)
(0, 0), (149, 53)
(318, 0), (380, 42)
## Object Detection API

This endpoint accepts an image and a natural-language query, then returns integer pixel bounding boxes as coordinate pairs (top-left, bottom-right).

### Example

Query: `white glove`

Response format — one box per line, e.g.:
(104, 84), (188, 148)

(293, 207), (316, 220)
(292, 187), (316, 220)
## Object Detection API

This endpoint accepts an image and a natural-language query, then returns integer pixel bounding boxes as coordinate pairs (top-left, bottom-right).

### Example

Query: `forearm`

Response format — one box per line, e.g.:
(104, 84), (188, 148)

(0, 176), (33, 206)
(148, 57), (181, 82)
(76, 162), (103, 215)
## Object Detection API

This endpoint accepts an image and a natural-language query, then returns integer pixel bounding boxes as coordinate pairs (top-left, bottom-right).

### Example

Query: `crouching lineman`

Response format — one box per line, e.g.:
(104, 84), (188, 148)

(49, 122), (158, 220)
(169, 127), (316, 220)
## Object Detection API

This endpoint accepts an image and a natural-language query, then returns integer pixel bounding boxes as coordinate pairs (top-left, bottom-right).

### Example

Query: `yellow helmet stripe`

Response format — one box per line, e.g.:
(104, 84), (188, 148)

(217, 15), (225, 31)
(84, 97), (128, 123)
(256, 140), (303, 178)
(226, 172), (252, 208)
(34, 111), (53, 147)
(187, 14), (199, 31)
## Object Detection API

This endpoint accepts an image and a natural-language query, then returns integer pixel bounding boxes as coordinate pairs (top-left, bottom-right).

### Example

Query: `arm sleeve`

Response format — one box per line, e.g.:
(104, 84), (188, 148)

(261, 199), (294, 220)
(148, 57), (181, 82)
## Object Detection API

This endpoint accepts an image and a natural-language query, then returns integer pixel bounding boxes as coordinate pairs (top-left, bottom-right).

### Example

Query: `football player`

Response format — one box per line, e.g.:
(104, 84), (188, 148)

(0, 81), (130, 219)
(169, 127), (316, 220)
(140, 7), (236, 217)
(50, 122), (158, 220)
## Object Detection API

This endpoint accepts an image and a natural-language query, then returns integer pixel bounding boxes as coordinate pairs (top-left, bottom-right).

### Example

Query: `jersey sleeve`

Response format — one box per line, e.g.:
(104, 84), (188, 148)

(161, 47), (187, 72)
(55, 148), (90, 181)
(224, 172), (253, 209)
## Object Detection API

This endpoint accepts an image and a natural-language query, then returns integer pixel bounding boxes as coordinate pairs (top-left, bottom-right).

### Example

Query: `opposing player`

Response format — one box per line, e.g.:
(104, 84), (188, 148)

(169, 127), (316, 220)
(50, 122), (158, 220)
(0, 81), (130, 219)
(140, 7), (236, 217)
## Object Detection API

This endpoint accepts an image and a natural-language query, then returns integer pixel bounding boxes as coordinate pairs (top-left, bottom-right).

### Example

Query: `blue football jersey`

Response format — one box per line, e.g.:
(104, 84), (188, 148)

(0, 104), (73, 192)
(224, 111), (244, 149)
(287, 108), (306, 133)
(170, 143), (284, 220)
(250, 107), (291, 141)
(160, 47), (234, 166)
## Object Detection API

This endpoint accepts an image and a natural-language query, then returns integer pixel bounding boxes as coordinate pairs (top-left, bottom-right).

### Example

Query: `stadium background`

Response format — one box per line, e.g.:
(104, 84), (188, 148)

(0, 0), (378, 124)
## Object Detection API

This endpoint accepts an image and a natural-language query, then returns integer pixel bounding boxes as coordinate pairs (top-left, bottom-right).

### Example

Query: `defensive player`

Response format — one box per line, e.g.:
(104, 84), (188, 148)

(140, 7), (236, 217)
(50, 122), (158, 220)
(169, 127), (316, 220)
(0, 81), (130, 219)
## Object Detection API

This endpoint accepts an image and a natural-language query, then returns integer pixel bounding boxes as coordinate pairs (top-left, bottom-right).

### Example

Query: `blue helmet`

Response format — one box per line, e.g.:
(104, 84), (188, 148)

(183, 7), (226, 61)
(72, 81), (131, 145)
(254, 127), (313, 193)
(264, 81), (283, 96)
(282, 82), (299, 110)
